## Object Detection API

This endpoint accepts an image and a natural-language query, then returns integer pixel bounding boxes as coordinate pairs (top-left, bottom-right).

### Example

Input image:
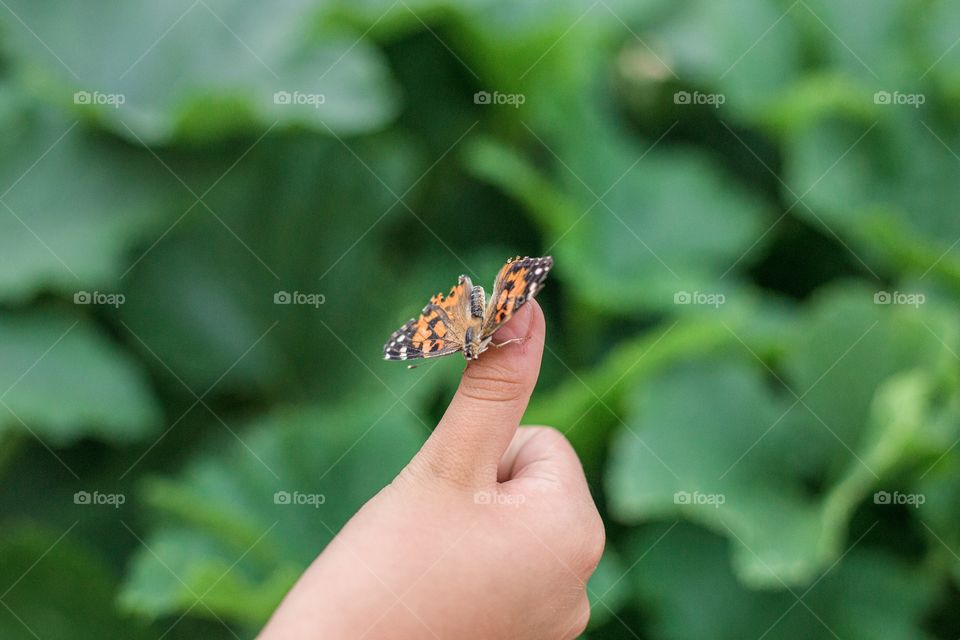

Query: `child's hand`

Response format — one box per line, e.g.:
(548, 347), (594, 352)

(260, 300), (605, 640)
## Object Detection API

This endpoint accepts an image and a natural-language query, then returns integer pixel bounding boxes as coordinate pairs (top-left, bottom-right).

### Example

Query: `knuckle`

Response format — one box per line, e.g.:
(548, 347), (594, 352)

(569, 509), (606, 577)
(584, 516), (606, 570)
(530, 425), (574, 452)
(565, 597), (592, 639)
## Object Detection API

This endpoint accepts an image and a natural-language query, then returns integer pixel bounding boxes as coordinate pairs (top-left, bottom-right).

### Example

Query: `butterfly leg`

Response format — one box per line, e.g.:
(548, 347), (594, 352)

(491, 336), (528, 349)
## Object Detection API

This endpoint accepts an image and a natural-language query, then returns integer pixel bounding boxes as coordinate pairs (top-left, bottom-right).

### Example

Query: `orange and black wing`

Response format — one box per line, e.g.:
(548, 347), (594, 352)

(383, 276), (471, 361)
(481, 256), (552, 337)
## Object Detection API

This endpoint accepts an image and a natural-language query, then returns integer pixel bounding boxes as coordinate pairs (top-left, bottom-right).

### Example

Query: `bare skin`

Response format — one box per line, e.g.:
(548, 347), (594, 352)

(259, 300), (605, 640)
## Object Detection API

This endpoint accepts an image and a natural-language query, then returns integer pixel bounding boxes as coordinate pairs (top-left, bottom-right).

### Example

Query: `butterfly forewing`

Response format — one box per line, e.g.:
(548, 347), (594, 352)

(481, 256), (553, 338)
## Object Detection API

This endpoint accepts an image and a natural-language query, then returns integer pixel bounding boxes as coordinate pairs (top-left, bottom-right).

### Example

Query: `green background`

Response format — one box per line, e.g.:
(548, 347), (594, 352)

(1, 1), (959, 638)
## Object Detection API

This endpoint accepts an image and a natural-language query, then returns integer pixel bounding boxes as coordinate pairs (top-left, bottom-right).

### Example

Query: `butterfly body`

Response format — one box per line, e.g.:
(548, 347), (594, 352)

(383, 256), (553, 362)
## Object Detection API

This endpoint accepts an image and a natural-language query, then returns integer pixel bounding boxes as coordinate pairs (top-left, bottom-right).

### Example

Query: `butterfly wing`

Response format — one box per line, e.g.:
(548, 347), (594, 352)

(481, 256), (553, 337)
(383, 276), (472, 361)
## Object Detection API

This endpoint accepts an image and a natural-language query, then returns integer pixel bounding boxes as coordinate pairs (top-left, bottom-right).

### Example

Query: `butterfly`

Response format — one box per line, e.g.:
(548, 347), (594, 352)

(383, 256), (553, 362)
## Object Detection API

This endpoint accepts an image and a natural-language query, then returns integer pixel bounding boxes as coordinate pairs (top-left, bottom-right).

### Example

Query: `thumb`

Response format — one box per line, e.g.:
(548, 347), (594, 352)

(411, 299), (545, 487)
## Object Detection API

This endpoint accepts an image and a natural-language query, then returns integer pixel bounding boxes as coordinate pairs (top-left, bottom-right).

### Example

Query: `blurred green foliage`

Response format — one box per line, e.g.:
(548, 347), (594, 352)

(1, 0), (959, 638)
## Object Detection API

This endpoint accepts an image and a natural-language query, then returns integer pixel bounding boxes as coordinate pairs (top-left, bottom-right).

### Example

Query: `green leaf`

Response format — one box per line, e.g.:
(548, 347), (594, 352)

(765, 72), (881, 134)
(467, 132), (771, 312)
(628, 522), (937, 640)
(920, 1), (960, 101)
(0, 311), (161, 446)
(797, 0), (913, 84)
(654, 0), (802, 121)
(780, 282), (956, 481)
(918, 448), (960, 588)
(525, 292), (795, 465)
(784, 112), (960, 281)
(606, 356), (828, 586)
(557, 146), (768, 312)
(2, 0), (399, 143)
(0, 522), (151, 640)
(605, 281), (956, 588)
(0, 109), (171, 302)
(117, 132), (430, 401)
(119, 401), (425, 627)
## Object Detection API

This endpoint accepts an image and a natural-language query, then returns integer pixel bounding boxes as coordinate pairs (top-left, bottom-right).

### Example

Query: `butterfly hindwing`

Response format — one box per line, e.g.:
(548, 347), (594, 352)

(481, 256), (553, 337)
(383, 276), (471, 360)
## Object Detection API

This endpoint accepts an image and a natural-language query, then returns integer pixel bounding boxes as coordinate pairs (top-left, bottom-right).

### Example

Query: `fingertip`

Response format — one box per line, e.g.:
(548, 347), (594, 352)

(460, 298), (545, 396)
